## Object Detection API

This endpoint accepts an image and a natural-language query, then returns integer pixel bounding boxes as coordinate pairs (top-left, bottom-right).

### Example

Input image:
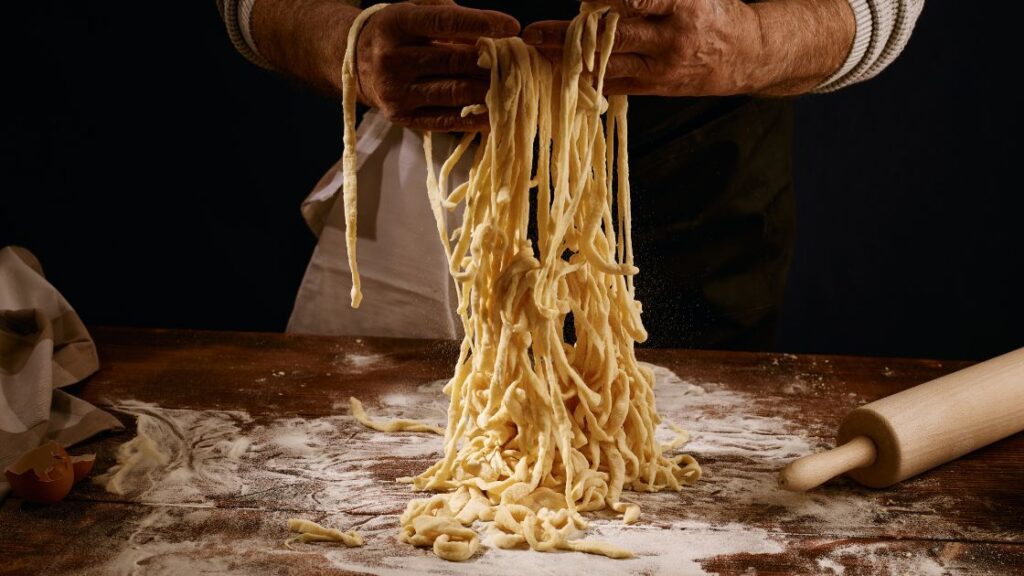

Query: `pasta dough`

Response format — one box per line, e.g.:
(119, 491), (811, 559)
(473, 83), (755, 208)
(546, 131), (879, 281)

(340, 2), (390, 308)
(350, 396), (445, 435)
(341, 2), (701, 561)
(285, 518), (364, 548)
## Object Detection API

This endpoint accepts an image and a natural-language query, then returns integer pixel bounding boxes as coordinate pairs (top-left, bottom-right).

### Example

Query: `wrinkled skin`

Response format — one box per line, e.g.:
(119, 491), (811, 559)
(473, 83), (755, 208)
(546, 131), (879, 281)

(252, 0), (852, 129)
(522, 0), (855, 97)
(523, 0), (765, 96)
(354, 0), (519, 131)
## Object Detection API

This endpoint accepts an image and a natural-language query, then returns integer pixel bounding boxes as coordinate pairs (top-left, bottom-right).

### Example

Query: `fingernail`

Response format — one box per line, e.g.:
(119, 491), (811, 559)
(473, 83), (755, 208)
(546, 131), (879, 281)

(522, 29), (542, 45)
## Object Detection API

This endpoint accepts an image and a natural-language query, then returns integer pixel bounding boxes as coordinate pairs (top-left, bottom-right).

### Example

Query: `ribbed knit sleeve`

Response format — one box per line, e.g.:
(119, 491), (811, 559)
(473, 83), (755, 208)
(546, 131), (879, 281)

(215, 0), (275, 70)
(814, 0), (924, 92)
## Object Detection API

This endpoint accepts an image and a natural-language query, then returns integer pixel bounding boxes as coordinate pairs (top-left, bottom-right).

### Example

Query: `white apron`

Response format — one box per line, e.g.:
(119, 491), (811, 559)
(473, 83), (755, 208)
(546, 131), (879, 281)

(287, 111), (471, 338)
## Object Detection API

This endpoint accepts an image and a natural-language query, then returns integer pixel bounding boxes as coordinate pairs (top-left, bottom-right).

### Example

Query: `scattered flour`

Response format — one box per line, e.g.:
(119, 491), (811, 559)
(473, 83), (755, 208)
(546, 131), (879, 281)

(342, 352), (388, 370)
(820, 542), (947, 576)
(90, 508), (237, 576)
(94, 400), (252, 503)
(85, 365), (970, 575)
(649, 364), (813, 462)
(817, 557), (846, 574)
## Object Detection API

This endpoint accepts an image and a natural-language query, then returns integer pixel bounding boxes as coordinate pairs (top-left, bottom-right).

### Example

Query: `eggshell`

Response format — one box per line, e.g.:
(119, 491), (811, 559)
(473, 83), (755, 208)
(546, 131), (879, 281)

(71, 454), (96, 482)
(4, 442), (74, 503)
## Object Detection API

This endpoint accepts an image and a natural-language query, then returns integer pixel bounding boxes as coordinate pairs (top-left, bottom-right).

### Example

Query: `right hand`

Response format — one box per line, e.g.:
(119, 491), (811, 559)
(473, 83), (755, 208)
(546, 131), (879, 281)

(354, 2), (520, 131)
(522, 0), (763, 97)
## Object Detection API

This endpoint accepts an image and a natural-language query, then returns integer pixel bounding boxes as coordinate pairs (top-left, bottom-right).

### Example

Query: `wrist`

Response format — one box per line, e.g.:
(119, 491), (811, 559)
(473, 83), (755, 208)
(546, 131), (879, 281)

(729, 4), (776, 94)
(814, 0), (874, 92)
(251, 0), (360, 100)
(748, 0), (857, 96)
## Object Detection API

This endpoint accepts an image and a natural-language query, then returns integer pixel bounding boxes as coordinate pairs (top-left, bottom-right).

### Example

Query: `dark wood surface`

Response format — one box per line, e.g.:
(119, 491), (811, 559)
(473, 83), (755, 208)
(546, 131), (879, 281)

(1, 327), (1021, 575)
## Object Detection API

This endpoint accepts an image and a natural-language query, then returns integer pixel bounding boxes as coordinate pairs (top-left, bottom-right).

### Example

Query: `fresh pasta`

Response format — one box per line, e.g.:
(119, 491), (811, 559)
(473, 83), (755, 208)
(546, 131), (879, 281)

(285, 518), (364, 549)
(341, 2), (701, 561)
(340, 2), (390, 309)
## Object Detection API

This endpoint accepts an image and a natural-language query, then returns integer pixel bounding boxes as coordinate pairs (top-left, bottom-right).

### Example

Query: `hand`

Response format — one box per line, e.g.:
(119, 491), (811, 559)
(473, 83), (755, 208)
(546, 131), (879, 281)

(354, 1), (520, 131)
(523, 0), (762, 96)
(252, 0), (519, 131)
(522, 0), (855, 97)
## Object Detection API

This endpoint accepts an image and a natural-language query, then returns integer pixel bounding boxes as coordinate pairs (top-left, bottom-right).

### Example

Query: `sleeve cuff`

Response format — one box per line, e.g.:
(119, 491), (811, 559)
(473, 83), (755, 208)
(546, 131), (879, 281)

(813, 0), (874, 92)
(222, 0), (276, 70)
(814, 0), (924, 93)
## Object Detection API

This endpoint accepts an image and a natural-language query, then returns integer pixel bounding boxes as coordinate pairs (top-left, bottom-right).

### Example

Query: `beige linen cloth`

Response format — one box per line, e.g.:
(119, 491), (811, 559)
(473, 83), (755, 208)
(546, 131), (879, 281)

(0, 246), (122, 498)
(288, 110), (471, 338)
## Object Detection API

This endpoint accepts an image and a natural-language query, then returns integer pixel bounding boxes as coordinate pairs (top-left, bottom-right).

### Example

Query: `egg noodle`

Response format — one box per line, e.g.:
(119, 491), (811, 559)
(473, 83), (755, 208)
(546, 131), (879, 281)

(337, 2), (701, 561)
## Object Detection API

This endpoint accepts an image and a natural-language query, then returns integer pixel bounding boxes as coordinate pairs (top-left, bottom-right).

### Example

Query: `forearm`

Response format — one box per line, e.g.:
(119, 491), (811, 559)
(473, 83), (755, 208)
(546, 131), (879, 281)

(749, 0), (856, 96)
(250, 0), (362, 99)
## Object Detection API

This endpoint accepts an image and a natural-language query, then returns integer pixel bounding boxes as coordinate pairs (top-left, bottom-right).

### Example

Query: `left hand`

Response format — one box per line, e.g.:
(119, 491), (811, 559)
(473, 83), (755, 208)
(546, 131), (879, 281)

(522, 0), (765, 96)
(353, 0), (520, 131)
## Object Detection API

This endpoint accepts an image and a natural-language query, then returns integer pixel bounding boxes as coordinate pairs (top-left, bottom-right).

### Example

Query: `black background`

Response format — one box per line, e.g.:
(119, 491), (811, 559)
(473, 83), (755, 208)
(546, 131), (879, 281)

(2, 2), (1020, 360)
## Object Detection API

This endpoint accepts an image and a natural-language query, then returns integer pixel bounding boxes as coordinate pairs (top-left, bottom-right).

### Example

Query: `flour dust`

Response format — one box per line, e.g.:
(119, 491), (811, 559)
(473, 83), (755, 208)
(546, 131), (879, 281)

(82, 365), (965, 575)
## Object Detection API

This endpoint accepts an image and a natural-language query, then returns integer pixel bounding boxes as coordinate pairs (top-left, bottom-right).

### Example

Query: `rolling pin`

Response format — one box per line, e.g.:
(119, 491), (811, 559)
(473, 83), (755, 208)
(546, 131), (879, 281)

(779, 347), (1024, 491)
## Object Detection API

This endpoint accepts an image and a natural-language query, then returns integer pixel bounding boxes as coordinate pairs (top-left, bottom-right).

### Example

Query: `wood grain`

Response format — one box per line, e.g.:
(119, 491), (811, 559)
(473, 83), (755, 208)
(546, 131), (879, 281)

(0, 327), (1020, 575)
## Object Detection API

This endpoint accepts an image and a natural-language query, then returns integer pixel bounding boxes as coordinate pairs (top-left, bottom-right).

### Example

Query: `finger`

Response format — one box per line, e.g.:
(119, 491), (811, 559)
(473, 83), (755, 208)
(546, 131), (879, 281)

(605, 53), (652, 80)
(603, 77), (653, 95)
(383, 45), (487, 79)
(405, 79), (489, 108)
(612, 19), (661, 54)
(395, 6), (520, 41)
(524, 18), (660, 54)
(534, 47), (563, 64)
(521, 21), (568, 47)
(590, 0), (676, 16)
(390, 107), (489, 132)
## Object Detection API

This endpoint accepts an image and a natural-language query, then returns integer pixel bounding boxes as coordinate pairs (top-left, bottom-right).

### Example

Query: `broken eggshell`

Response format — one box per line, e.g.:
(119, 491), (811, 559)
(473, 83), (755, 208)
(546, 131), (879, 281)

(71, 454), (95, 482)
(4, 442), (94, 503)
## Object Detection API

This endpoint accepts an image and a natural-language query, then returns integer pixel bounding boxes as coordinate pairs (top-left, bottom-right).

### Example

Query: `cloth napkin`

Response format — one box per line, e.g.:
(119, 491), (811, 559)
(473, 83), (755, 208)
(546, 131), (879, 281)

(0, 246), (123, 498)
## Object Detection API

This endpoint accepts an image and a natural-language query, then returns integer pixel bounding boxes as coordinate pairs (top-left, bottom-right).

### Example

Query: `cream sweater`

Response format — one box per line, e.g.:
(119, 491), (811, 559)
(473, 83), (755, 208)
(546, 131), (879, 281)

(215, 0), (923, 93)
(817, 0), (925, 92)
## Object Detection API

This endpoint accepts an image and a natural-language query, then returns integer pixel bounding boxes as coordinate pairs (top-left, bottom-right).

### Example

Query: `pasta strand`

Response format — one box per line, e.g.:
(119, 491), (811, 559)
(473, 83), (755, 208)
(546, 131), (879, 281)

(343, 3), (700, 561)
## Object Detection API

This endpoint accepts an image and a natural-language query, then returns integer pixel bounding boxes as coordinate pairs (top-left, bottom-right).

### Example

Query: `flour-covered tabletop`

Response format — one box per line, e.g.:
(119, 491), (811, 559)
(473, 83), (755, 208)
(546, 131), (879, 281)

(1, 328), (1021, 575)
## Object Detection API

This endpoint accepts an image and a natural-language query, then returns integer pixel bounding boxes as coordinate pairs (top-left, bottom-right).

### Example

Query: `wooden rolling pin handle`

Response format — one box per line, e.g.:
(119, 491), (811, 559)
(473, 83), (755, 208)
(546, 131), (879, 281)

(779, 435), (877, 492)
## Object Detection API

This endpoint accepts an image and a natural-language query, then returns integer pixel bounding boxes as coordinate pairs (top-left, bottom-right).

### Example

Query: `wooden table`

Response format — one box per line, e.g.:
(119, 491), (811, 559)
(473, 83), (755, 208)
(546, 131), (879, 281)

(1, 328), (1021, 575)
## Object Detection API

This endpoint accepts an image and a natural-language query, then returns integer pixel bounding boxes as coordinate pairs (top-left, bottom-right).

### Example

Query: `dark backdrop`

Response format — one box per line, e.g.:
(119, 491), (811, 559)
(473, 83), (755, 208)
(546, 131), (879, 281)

(2, 2), (1020, 360)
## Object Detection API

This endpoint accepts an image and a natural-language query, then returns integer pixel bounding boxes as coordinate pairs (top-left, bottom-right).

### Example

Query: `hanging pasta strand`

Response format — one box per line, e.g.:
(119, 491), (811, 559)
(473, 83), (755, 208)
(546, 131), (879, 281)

(343, 2), (700, 562)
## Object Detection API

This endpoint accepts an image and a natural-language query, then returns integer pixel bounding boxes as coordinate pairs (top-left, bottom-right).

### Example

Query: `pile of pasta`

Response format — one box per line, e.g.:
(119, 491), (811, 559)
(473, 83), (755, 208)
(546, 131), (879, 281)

(341, 2), (701, 561)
